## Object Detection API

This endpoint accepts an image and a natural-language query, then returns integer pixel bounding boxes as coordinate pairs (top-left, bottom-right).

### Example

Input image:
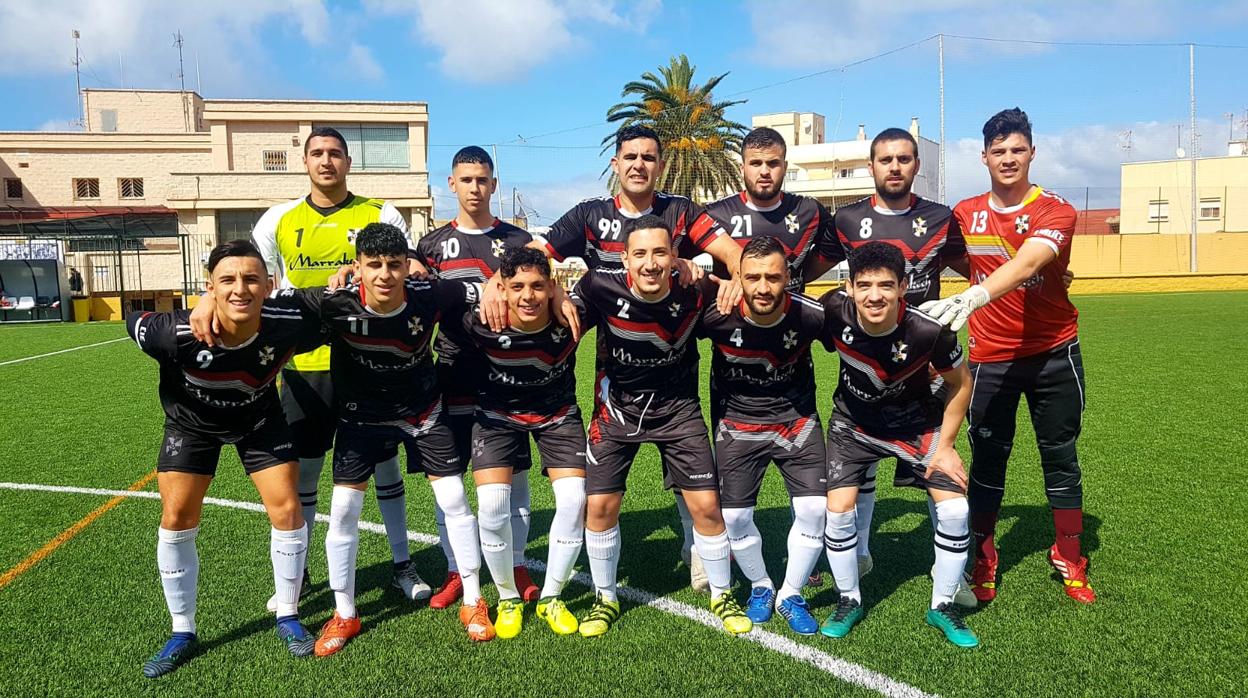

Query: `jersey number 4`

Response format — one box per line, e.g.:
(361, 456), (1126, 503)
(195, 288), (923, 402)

(729, 328), (744, 347)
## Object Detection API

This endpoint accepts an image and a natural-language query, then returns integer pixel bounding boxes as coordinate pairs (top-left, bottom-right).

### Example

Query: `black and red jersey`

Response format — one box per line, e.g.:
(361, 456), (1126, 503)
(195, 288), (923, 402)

(542, 192), (701, 269)
(687, 191), (840, 292)
(830, 194), (965, 305)
(700, 291), (826, 423)
(127, 307), (324, 438)
(818, 290), (963, 434)
(416, 218), (532, 364)
(457, 311), (582, 429)
(271, 280), (477, 422)
(570, 269), (706, 399)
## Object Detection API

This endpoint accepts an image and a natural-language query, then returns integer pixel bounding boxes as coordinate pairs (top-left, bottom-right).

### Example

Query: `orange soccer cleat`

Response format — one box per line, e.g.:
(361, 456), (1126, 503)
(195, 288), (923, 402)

(430, 571), (463, 610)
(459, 598), (497, 642)
(314, 612), (362, 657)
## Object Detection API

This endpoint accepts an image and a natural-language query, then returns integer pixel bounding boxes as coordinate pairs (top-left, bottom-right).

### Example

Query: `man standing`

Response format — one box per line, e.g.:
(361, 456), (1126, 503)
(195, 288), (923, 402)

(923, 107), (1094, 605)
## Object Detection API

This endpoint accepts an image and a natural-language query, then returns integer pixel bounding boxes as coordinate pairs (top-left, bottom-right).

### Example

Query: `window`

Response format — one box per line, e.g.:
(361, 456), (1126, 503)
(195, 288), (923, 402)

(74, 178), (100, 200)
(100, 109), (118, 132)
(3, 178), (20, 200)
(1199, 198), (1222, 220)
(119, 178), (144, 199)
(262, 150), (288, 172)
(314, 123), (410, 170)
(1147, 200), (1169, 223)
(838, 167), (853, 178)
(216, 209), (267, 244)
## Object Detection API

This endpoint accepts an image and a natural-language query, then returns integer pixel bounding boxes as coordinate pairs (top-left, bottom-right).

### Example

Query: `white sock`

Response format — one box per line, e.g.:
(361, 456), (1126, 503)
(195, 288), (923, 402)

(722, 507), (771, 589)
(477, 483), (518, 600)
(693, 529), (733, 598)
(297, 457), (325, 554)
(825, 509), (860, 602)
(585, 525), (621, 603)
(157, 527), (199, 633)
(433, 501), (458, 573)
(325, 487), (364, 619)
(932, 497), (971, 609)
(510, 471), (532, 567)
(674, 492), (695, 556)
(855, 462), (878, 559)
(778, 496), (825, 601)
(541, 476), (586, 599)
(373, 456), (409, 565)
(270, 526), (308, 618)
(431, 476), (481, 605)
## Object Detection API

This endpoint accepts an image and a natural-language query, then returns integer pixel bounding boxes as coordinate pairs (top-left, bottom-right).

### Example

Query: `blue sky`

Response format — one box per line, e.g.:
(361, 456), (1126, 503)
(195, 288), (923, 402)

(3, 0), (1247, 220)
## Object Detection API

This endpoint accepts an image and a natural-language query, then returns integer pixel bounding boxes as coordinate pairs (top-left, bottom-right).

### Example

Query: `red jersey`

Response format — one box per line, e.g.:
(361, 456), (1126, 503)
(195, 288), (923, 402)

(953, 187), (1078, 363)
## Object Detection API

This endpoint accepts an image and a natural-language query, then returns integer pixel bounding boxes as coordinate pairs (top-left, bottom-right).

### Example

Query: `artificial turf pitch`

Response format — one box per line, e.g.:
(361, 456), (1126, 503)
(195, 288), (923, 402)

(0, 291), (1244, 696)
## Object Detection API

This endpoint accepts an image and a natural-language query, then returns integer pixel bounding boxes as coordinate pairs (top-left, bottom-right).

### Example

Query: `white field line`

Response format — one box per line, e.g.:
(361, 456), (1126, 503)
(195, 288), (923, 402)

(0, 480), (936, 698)
(0, 337), (129, 367)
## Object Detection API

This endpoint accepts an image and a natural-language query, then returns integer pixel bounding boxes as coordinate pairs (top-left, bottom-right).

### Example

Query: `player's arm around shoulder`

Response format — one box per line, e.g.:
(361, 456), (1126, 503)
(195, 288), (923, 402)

(127, 309), (182, 362)
(927, 323), (971, 490)
(814, 289), (851, 351)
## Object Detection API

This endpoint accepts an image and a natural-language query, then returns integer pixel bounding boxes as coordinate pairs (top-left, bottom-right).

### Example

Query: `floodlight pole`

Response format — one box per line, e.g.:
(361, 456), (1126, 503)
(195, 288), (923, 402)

(938, 33), (946, 205)
(1189, 43), (1198, 273)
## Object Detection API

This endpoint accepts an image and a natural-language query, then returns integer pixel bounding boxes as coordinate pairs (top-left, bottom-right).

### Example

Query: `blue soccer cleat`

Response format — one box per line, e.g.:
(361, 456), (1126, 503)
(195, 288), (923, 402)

(276, 615), (316, 657)
(776, 595), (818, 635)
(142, 631), (196, 678)
(746, 587), (776, 623)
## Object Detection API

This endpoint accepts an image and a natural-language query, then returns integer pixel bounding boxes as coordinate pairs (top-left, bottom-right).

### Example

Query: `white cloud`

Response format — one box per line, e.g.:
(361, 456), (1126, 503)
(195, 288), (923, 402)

(365, 0), (659, 83)
(346, 44), (384, 82)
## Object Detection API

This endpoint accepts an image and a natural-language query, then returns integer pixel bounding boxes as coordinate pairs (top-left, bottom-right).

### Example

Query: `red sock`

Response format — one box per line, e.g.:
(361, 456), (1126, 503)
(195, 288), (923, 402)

(970, 511), (999, 563)
(1051, 508), (1083, 561)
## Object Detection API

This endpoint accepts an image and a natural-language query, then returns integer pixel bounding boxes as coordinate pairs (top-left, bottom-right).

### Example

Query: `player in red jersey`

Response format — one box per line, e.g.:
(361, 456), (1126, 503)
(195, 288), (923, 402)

(922, 108), (1094, 604)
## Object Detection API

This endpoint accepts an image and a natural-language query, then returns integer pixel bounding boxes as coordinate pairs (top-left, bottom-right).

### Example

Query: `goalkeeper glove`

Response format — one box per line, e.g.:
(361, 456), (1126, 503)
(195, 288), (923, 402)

(917, 285), (990, 332)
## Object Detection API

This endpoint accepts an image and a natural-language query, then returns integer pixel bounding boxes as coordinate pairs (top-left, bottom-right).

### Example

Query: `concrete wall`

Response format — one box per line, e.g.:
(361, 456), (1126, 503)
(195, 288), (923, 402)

(1, 148), (213, 207)
(227, 122), (302, 173)
(1120, 156), (1248, 234)
(83, 90), (205, 133)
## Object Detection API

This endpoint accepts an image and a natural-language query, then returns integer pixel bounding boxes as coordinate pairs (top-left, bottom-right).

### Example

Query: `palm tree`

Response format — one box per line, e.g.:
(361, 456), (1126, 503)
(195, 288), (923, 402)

(602, 55), (748, 202)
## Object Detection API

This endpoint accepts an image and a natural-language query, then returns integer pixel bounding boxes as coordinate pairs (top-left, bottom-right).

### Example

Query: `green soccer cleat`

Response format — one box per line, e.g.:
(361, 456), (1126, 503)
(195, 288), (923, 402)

(711, 592), (753, 635)
(926, 602), (980, 648)
(819, 597), (864, 639)
(579, 595), (621, 638)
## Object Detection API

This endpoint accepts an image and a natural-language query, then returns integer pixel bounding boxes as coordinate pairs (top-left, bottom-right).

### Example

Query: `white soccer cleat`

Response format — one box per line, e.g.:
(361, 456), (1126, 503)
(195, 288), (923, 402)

(858, 554), (874, 579)
(688, 550), (710, 594)
(266, 593), (278, 614)
(929, 564), (978, 609)
(393, 564), (433, 601)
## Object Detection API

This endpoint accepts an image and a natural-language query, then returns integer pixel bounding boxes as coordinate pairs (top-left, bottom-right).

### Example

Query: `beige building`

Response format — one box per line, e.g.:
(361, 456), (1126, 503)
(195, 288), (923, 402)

(751, 112), (941, 208)
(1118, 142), (1248, 234)
(0, 89), (431, 317)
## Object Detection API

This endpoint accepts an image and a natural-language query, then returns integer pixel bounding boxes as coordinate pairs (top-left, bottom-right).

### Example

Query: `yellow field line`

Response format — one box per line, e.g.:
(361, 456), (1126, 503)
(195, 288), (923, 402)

(0, 470), (157, 591)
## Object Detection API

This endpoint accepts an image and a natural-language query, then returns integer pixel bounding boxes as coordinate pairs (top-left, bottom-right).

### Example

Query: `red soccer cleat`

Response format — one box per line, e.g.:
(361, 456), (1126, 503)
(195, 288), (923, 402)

(429, 571), (463, 610)
(1048, 545), (1096, 604)
(969, 556), (998, 604)
(514, 565), (540, 603)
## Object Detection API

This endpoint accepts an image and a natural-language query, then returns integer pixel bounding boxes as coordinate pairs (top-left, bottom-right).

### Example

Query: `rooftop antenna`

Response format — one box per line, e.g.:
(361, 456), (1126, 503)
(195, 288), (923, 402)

(72, 29), (87, 130)
(173, 31), (189, 131)
(1118, 129), (1133, 161)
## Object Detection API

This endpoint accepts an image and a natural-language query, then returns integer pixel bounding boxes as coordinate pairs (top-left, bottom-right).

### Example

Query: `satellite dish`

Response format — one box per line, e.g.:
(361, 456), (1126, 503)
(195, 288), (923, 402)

(1175, 147), (1186, 158)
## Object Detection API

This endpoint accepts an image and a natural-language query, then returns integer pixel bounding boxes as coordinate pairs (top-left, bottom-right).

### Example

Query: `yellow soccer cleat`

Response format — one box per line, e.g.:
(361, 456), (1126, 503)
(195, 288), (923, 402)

(578, 595), (620, 638)
(711, 592), (753, 635)
(536, 597), (579, 636)
(494, 599), (524, 640)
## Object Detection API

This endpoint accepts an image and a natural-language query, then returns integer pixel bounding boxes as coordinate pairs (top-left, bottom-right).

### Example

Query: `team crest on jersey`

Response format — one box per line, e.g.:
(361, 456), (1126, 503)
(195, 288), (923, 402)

(669, 302), (682, 317)
(783, 329), (798, 349)
(491, 239), (505, 257)
(472, 437), (486, 459)
(166, 436), (183, 456)
(891, 341), (909, 363)
(1015, 215), (1030, 235)
(913, 216), (927, 237)
(785, 213), (799, 234)
(841, 326), (854, 344)
(346, 228), (361, 245)
(408, 317), (424, 335)
(258, 345), (276, 366)
(551, 326), (568, 343)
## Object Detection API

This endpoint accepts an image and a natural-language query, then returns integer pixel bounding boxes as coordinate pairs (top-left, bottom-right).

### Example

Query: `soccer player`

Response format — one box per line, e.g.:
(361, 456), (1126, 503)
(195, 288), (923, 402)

(415, 146), (541, 608)
(456, 247), (588, 638)
(570, 214), (751, 637)
(256, 223), (491, 649)
(128, 240), (323, 677)
(189, 127), (427, 605)
(922, 108), (1094, 604)
(814, 241), (978, 648)
(698, 236), (829, 635)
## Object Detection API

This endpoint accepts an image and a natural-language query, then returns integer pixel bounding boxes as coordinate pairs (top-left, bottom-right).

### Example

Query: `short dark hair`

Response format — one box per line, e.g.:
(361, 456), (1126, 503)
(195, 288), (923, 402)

(624, 213), (672, 249)
(305, 126), (349, 155)
(615, 125), (663, 157)
(870, 128), (918, 160)
(740, 236), (787, 264)
(499, 247), (550, 279)
(982, 108), (1033, 148)
(452, 145), (494, 172)
(355, 222), (409, 259)
(847, 241), (905, 283)
(207, 239), (266, 274)
(741, 127), (786, 157)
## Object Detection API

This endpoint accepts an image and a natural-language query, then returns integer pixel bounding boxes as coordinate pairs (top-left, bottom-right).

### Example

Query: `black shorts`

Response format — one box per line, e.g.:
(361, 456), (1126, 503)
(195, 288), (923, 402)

(825, 417), (961, 494)
(157, 413), (295, 477)
(714, 415), (828, 508)
(437, 357), (533, 470)
(586, 394), (714, 495)
(472, 413), (587, 475)
(333, 413), (463, 485)
(279, 368), (336, 459)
